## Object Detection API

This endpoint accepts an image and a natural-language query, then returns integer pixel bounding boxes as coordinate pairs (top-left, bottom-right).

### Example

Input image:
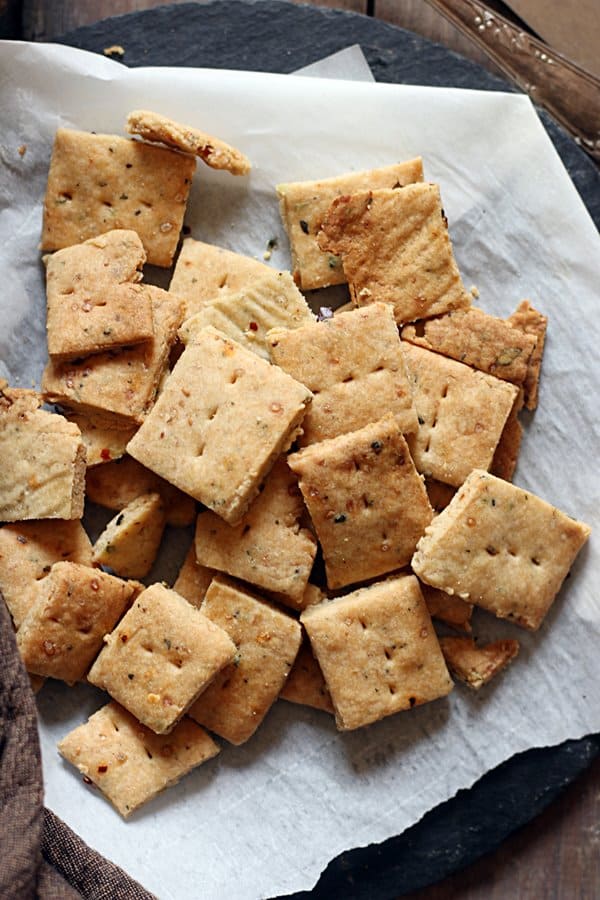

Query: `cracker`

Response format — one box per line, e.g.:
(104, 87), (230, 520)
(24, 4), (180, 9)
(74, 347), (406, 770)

(65, 413), (137, 467)
(277, 158), (424, 290)
(439, 636), (519, 689)
(300, 574), (453, 730)
(317, 184), (471, 324)
(58, 702), (219, 818)
(194, 457), (317, 608)
(126, 109), (250, 175)
(279, 640), (334, 714)
(127, 327), (312, 524)
(17, 562), (136, 683)
(169, 238), (272, 320)
(92, 493), (166, 579)
(402, 343), (519, 487)
(288, 415), (433, 589)
(0, 520), (92, 629)
(173, 544), (215, 609)
(41, 129), (196, 266)
(45, 230), (153, 360)
(0, 384), (86, 522)
(88, 583), (236, 734)
(43, 286), (184, 426)
(179, 270), (315, 360)
(268, 302), (418, 445)
(419, 583), (473, 632)
(490, 390), (524, 482)
(424, 478), (456, 513)
(188, 575), (302, 745)
(412, 469), (591, 630)
(85, 455), (195, 527)
(507, 299), (547, 410)
(401, 307), (537, 386)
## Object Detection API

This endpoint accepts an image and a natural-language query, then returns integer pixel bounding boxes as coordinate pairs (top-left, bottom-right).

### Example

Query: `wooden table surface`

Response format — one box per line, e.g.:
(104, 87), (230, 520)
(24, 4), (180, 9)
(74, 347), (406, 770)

(5, 2), (600, 898)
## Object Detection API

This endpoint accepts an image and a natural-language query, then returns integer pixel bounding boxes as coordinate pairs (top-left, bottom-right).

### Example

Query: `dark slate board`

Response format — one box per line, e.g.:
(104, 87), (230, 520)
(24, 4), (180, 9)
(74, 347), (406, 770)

(58, 3), (600, 896)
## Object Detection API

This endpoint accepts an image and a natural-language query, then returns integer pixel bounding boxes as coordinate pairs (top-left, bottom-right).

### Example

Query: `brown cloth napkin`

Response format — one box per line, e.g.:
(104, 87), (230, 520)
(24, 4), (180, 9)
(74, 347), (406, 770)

(0, 598), (155, 900)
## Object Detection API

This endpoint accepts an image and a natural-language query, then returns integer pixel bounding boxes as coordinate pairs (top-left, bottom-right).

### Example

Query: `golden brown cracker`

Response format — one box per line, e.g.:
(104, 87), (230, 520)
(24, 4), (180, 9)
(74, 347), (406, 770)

(439, 636), (520, 689)
(507, 300), (547, 410)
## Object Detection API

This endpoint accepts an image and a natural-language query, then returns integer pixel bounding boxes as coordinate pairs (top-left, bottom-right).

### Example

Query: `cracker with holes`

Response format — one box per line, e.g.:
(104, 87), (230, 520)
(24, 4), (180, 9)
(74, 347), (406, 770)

(169, 238), (273, 320)
(300, 574), (453, 730)
(317, 184), (471, 324)
(402, 343), (519, 487)
(58, 702), (219, 818)
(92, 493), (166, 579)
(0, 520), (92, 629)
(0, 384), (86, 522)
(85, 455), (195, 526)
(179, 270), (315, 360)
(507, 300), (547, 410)
(440, 636), (519, 689)
(279, 640), (334, 714)
(127, 109), (250, 175)
(420, 583), (473, 633)
(173, 544), (215, 609)
(188, 575), (302, 744)
(88, 583), (236, 734)
(42, 129), (196, 266)
(268, 303), (418, 445)
(277, 158), (424, 290)
(194, 457), (317, 608)
(45, 229), (153, 360)
(288, 415), (433, 589)
(65, 413), (137, 467)
(127, 327), (312, 524)
(43, 286), (184, 426)
(17, 562), (136, 683)
(412, 470), (591, 630)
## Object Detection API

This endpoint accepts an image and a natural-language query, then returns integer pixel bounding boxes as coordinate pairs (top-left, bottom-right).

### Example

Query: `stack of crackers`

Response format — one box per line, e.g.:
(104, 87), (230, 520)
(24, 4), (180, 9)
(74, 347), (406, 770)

(0, 110), (591, 819)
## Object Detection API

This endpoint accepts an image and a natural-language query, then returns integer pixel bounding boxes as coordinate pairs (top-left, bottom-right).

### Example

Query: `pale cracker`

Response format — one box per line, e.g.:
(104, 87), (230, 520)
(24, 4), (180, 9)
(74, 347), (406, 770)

(179, 270), (315, 360)
(92, 493), (166, 579)
(412, 469), (591, 630)
(268, 302), (418, 445)
(65, 413), (137, 467)
(17, 562), (135, 684)
(188, 575), (302, 745)
(300, 574), (453, 731)
(279, 640), (334, 714)
(419, 583), (473, 633)
(127, 327), (312, 525)
(317, 184), (471, 324)
(277, 158), (424, 290)
(58, 702), (219, 818)
(402, 342), (519, 487)
(194, 457), (316, 608)
(288, 415), (433, 590)
(126, 109), (250, 175)
(0, 384), (85, 522)
(42, 129), (195, 267)
(0, 519), (92, 629)
(439, 636), (520, 689)
(88, 583), (236, 734)
(173, 544), (215, 609)
(507, 299), (547, 410)
(43, 286), (184, 426)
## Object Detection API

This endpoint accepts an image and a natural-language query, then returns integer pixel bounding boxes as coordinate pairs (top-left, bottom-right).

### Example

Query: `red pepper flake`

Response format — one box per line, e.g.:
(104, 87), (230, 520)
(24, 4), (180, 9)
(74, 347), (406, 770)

(100, 448), (112, 461)
(120, 634), (129, 643)
(248, 321), (258, 332)
(97, 764), (108, 774)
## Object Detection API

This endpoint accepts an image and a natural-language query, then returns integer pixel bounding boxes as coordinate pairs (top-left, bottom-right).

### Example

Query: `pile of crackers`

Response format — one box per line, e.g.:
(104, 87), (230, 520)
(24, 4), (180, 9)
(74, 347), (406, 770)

(0, 110), (591, 819)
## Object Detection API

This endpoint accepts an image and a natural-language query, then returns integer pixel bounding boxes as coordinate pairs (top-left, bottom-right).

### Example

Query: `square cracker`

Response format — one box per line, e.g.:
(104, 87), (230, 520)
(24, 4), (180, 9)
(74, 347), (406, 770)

(317, 184), (471, 324)
(41, 129), (196, 267)
(268, 302), (418, 445)
(45, 229), (153, 360)
(188, 575), (302, 745)
(126, 109), (250, 175)
(401, 342), (519, 487)
(194, 457), (316, 608)
(0, 520), (92, 629)
(419, 582), (473, 633)
(439, 636), (519, 689)
(58, 702), (219, 818)
(169, 238), (273, 320)
(179, 270), (315, 361)
(401, 307), (537, 387)
(43, 286), (184, 426)
(300, 574), (453, 730)
(277, 158), (424, 291)
(16, 562), (136, 684)
(411, 469), (591, 630)
(279, 640), (334, 714)
(92, 493), (166, 579)
(0, 384), (86, 522)
(288, 415), (433, 590)
(88, 583), (236, 734)
(65, 413), (137, 467)
(507, 299), (547, 410)
(173, 544), (215, 609)
(126, 327), (312, 524)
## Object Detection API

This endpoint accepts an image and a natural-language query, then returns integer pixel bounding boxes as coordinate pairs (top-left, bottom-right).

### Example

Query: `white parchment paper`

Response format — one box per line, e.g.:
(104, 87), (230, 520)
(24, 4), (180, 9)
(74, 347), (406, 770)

(1, 41), (599, 900)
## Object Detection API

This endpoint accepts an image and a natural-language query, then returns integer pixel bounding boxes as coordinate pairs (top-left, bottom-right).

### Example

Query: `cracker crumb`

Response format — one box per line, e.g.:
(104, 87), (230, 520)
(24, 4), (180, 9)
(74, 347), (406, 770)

(17, 144), (27, 158)
(104, 45), (125, 57)
(470, 285), (479, 298)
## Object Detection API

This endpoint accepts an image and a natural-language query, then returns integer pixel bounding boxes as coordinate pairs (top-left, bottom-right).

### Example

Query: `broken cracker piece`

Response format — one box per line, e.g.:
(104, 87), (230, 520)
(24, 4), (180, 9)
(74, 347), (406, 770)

(419, 582), (473, 633)
(279, 640), (334, 714)
(92, 493), (166, 579)
(507, 299), (547, 410)
(173, 543), (215, 609)
(65, 412), (137, 467)
(440, 636), (519, 689)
